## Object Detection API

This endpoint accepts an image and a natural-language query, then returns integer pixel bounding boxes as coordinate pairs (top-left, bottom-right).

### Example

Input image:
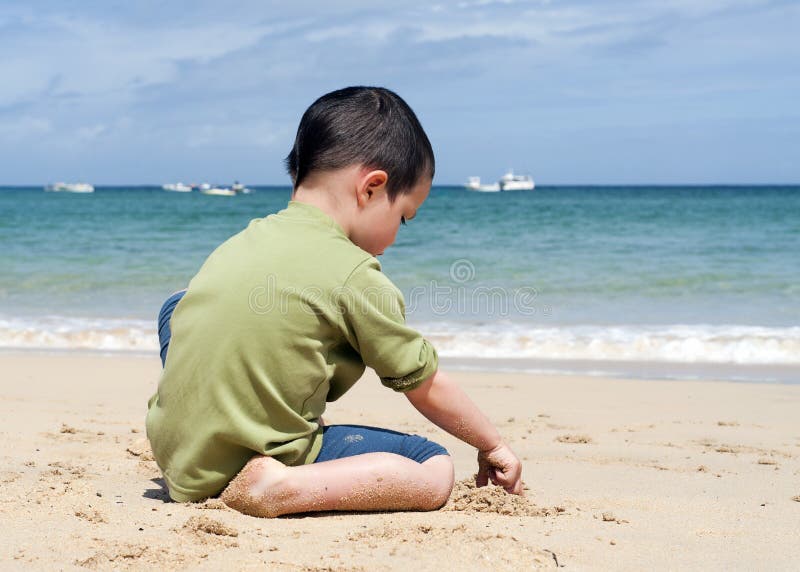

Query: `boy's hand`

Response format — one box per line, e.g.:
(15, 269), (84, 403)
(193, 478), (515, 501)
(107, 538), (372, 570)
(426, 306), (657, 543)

(476, 442), (523, 495)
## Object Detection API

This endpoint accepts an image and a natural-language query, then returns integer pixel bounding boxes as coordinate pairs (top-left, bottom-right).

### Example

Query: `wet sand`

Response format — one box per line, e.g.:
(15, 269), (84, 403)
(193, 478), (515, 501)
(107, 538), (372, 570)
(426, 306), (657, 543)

(1, 352), (798, 570)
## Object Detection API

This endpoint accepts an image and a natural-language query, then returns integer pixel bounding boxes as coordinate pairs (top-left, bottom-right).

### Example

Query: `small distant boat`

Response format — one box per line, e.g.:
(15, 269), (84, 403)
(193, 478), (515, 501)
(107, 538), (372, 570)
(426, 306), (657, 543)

(162, 182), (193, 192)
(231, 181), (252, 194)
(465, 170), (535, 192)
(465, 177), (500, 192)
(201, 186), (236, 196)
(45, 182), (95, 193)
(499, 170), (534, 191)
(199, 181), (252, 196)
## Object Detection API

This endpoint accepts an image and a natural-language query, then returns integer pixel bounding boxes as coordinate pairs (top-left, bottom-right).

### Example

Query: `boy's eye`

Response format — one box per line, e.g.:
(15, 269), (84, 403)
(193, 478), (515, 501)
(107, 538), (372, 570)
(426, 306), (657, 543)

(401, 216), (407, 226)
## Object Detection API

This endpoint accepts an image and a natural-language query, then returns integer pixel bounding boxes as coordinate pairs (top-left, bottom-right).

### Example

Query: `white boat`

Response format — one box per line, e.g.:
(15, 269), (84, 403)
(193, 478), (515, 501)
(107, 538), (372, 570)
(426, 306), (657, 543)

(465, 177), (500, 192)
(45, 182), (94, 193)
(465, 170), (534, 192)
(231, 182), (252, 194)
(499, 170), (534, 191)
(201, 186), (236, 196)
(162, 182), (193, 192)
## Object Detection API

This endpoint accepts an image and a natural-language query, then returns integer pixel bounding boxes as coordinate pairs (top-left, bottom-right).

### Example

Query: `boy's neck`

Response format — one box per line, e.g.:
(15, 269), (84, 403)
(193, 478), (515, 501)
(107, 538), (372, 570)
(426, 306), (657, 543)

(291, 169), (359, 238)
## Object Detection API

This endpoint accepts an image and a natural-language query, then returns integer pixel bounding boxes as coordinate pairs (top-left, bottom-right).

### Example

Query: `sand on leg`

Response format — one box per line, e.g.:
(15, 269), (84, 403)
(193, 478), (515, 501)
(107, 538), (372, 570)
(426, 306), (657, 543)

(220, 452), (454, 517)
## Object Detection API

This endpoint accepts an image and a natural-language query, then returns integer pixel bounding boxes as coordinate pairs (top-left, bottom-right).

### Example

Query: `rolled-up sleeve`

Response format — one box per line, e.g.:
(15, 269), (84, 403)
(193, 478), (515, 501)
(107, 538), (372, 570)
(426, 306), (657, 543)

(336, 258), (438, 392)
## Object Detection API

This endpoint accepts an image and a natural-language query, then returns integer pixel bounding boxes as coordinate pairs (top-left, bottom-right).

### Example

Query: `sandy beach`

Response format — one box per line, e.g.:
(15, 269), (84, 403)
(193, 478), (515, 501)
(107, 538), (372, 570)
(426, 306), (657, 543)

(4, 1), (799, 569)
(1, 351), (798, 570)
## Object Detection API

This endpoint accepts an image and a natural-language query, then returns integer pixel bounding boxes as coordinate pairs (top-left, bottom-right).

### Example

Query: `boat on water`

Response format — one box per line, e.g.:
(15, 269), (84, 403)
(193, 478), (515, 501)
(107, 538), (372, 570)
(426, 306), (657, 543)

(231, 181), (252, 194)
(199, 181), (252, 196)
(465, 170), (535, 192)
(201, 186), (237, 196)
(161, 180), (251, 196)
(44, 182), (95, 193)
(499, 170), (534, 191)
(465, 177), (500, 192)
(162, 182), (193, 192)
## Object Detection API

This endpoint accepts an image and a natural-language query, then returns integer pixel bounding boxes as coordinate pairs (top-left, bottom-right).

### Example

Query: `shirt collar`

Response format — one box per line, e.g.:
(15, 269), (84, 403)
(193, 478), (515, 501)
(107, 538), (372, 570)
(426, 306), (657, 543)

(285, 200), (348, 238)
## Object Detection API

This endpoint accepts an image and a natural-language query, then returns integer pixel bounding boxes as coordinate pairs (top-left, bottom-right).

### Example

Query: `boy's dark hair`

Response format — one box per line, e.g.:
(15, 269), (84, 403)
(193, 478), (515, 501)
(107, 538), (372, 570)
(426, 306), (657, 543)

(284, 86), (435, 201)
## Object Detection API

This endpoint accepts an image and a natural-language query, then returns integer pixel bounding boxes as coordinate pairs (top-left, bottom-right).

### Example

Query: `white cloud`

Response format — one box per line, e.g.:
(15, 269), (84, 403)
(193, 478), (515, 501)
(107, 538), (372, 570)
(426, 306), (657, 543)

(185, 120), (290, 149)
(296, 4), (645, 53)
(1, 0), (784, 110)
(0, 13), (280, 107)
(304, 23), (392, 43)
(298, 0), (781, 49)
(457, 0), (526, 8)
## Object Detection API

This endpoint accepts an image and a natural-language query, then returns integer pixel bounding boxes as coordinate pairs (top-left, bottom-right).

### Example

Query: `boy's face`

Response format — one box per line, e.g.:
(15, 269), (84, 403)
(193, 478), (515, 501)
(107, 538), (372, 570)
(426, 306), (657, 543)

(351, 175), (431, 256)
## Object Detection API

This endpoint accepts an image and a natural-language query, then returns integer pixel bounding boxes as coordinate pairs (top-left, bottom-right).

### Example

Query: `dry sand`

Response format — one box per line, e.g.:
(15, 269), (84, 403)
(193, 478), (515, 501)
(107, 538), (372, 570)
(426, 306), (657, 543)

(1, 351), (798, 570)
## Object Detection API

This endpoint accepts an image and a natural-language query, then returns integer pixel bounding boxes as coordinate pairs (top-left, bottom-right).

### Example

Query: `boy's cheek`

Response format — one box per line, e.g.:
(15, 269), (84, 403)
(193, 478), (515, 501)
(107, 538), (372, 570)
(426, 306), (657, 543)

(377, 221), (400, 250)
(353, 221), (397, 255)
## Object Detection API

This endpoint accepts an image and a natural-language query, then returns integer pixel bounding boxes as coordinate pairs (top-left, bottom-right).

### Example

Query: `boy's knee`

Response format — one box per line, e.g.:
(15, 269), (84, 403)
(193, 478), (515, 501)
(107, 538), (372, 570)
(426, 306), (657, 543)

(421, 454), (454, 510)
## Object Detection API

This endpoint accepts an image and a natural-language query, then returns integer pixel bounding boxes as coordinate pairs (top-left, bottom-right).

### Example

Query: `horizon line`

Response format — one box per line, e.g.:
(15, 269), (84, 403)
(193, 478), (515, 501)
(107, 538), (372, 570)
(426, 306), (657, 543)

(2, 182), (800, 188)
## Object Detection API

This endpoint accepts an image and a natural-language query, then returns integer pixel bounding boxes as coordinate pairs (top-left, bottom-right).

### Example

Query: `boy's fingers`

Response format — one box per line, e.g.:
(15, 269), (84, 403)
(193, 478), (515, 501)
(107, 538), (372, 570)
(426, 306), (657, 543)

(496, 471), (515, 489)
(510, 478), (524, 495)
(499, 474), (522, 494)
(478, 447), (522, 491)
(494, 465), (523, 494)
(476, 464), (489, 487)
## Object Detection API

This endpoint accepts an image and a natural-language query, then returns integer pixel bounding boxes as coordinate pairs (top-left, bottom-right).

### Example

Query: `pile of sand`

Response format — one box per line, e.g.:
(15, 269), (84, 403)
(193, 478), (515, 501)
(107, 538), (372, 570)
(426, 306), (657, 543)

(182, 515), (238, 537)
(442, 478), (565, 517)
(194, 498), (230, 511)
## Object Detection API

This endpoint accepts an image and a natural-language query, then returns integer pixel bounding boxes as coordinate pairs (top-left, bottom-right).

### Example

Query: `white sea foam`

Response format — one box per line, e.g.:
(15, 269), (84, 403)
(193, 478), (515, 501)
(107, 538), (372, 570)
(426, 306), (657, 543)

(422, 322), (800, 365)
(0, 315), (157, 352)
(1, 315), (799, 365)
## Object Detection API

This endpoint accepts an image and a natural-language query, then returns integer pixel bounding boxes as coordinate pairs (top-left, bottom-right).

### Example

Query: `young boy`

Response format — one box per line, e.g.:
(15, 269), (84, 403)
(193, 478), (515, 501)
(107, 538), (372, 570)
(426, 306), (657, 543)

(146, 86), (523, 517)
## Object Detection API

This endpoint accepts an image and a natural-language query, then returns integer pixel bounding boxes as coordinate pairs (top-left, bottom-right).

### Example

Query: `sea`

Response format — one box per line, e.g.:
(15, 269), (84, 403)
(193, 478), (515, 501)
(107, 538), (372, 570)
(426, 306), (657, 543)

(1, 185), (798, 383)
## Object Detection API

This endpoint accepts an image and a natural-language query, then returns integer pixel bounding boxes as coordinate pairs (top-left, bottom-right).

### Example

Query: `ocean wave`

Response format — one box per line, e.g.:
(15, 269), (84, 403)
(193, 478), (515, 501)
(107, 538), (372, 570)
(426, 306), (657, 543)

(0, 315), (157, 352)
(423, 322), (800, 365)
(1, 315), (799, 365)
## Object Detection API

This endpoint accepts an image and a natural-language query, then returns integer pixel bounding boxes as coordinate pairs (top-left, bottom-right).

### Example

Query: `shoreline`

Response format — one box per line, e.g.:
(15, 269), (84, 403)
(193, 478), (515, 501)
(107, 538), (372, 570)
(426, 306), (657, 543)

(2, 347), (797, 386)
(1, 351), (798, 570)
(440, 356), (800, 385)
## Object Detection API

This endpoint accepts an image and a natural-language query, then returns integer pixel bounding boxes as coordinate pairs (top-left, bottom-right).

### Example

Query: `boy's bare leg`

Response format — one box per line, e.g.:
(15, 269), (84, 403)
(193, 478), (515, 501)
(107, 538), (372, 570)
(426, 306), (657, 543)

(220, 453), (454, 518)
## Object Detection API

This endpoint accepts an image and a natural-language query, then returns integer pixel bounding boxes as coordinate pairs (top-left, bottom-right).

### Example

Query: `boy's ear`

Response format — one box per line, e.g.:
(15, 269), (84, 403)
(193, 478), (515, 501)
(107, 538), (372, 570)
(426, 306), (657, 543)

(356, 169), (388, 207)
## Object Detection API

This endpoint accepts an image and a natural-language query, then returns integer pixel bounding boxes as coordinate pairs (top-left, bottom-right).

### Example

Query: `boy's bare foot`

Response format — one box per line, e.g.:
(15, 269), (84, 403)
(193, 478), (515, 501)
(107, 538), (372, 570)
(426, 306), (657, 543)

(219, 455), (295, 518)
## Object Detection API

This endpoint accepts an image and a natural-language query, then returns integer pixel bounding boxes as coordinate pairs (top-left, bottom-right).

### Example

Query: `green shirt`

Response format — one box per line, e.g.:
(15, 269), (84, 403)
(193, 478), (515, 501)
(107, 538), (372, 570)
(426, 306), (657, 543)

(145, 200), (438, 502)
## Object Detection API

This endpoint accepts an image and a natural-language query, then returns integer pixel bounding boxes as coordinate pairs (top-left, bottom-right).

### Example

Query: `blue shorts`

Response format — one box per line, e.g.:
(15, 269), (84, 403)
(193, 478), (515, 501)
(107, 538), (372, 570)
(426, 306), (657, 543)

(156, 291), (449, 465)
(315, 424), (448, 464)
(157, 289), (187, 367)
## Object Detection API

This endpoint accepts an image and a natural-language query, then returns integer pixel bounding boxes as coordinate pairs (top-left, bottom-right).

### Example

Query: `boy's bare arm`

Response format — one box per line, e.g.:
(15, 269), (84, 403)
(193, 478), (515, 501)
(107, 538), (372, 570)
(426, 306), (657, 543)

(405, 369), (523, 494)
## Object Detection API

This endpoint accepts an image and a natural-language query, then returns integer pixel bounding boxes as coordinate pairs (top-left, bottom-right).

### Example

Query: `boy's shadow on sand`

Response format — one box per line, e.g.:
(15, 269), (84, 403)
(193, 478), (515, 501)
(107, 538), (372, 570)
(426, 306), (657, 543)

(143, 477), (173, 503)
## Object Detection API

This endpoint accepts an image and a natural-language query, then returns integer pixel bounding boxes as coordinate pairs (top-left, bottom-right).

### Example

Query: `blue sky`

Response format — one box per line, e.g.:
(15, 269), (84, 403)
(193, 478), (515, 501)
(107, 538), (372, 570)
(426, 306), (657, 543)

(1, 0), (798, 185)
